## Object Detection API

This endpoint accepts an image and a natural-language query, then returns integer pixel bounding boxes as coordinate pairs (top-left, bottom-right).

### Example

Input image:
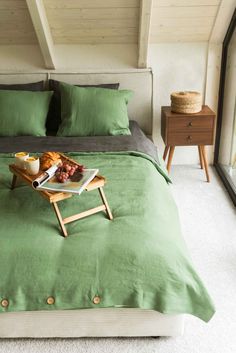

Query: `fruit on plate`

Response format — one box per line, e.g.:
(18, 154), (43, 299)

(40, 152), (62, 171)
(55, 161), (84, 183)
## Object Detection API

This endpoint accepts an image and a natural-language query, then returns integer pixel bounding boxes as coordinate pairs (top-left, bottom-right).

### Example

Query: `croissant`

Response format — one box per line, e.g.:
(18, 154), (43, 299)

(40, 152), (62, 171)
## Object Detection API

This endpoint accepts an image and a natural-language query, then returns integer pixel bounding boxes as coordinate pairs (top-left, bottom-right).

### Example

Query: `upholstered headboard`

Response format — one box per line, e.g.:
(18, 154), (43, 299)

(0, 70), (153, 135)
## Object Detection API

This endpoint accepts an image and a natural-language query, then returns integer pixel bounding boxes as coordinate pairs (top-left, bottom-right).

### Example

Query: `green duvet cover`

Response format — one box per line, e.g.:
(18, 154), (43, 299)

(0, 152), (215, 322)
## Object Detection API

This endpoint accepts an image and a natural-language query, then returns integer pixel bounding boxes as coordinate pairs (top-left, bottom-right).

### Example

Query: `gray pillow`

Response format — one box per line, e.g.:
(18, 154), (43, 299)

(0, 81), (44, 92)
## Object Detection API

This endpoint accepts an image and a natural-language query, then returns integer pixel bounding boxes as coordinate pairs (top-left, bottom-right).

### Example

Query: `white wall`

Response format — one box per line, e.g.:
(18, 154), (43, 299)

(54, 44), (138, 70)
(0, 44), (137, 72)
(0, 45), (45, 72)
(148, 42), (210, 165)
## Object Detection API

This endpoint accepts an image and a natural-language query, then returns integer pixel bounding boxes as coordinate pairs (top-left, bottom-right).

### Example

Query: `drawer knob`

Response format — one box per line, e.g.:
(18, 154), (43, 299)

(188, 122), (193, 127)
(187, 135), (192, 140)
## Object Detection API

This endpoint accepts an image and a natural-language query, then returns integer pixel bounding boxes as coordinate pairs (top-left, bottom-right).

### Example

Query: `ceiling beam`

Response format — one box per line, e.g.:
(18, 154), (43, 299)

(209, 0), (236, 43)
(138, 0), (153, 68)
(26, 0), (56, 69)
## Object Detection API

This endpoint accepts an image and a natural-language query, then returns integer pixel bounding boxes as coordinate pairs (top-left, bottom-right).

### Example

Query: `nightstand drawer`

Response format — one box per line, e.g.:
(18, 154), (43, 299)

(167, 131), (213, 146)
(168, 116), (214, 132)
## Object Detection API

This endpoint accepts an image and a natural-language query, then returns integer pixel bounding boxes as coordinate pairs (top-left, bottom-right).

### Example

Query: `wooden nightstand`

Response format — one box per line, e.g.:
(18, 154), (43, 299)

(161, 105), (216, 182)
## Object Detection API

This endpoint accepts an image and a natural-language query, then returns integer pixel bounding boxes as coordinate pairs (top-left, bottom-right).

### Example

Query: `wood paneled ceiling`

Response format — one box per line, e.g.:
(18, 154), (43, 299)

(150, 0), (221, 42)
(44, 0), (140, 44)
(0, 0), (37, 44)
(0, 0), (224, 45)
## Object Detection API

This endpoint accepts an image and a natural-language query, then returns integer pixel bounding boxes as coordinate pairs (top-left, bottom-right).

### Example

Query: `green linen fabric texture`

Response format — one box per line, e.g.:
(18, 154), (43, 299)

(0, 90), (53, 136)
(57, 82), (133, 136)
(0, 152), (215, 322)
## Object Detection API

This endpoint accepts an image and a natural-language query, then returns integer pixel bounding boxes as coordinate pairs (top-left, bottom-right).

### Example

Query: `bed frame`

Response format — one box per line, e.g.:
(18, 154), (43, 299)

(0, 70), (185, 337)
(0, 309), (184, 338)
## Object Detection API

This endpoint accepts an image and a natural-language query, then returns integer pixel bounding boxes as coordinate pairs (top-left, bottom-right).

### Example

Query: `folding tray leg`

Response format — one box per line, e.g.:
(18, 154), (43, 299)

(52, 187), (112, 237)
(11, 174), (17, 190)
(98, 187), (113, 220)
(52, 202), (68, 237)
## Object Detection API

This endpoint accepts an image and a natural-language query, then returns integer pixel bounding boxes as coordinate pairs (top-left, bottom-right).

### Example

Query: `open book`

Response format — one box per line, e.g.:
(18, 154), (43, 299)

(32, 164), (98, 195)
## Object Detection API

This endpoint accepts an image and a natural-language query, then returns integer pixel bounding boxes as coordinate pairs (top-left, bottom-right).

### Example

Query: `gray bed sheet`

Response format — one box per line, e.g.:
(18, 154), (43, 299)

(0, 121), (160, 165)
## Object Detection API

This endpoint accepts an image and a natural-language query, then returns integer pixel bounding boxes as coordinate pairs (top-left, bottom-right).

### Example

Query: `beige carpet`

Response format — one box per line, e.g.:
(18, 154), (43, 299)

(1, 165), (236, 353)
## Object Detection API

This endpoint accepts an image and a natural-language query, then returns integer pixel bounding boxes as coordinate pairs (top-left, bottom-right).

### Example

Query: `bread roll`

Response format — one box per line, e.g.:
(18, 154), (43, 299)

(40, 152), (62, 171)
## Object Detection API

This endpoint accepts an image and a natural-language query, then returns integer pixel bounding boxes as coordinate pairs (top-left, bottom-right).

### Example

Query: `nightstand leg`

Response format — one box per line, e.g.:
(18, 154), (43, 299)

(167, 146), (175, 173)
(163, 146), (169, 161)
(198, 146), (204, 169)
(200, 146), (210, 182)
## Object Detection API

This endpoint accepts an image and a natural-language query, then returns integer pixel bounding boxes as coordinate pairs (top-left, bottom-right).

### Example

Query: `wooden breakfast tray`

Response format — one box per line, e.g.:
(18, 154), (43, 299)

(9, 153), (113, 237)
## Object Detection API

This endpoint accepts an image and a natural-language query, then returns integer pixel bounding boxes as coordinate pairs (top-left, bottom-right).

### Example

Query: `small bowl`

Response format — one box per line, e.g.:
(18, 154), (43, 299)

(25, 157), (40, 175)
(14, 152), (29, 169)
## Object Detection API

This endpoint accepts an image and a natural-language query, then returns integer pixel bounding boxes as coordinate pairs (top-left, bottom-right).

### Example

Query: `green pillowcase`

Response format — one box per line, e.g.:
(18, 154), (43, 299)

(0, 90), (53, 136)
(57, 82), (133, 137)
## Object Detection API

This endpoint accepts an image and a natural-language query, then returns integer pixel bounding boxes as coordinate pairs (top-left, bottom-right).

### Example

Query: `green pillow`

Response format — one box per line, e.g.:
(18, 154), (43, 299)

(0, 90), (53, 136)
(57, 82), (133, 136)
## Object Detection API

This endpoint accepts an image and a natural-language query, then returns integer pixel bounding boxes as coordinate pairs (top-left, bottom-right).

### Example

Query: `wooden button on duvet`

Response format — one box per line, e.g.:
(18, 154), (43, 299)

(47, 296), (55, 305)
(1, 299), (9, 308)
(93, 296), (101, 304)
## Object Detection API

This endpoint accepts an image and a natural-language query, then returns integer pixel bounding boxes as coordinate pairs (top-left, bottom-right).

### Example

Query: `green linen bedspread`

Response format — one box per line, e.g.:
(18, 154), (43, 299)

(0, 152), (215, 322)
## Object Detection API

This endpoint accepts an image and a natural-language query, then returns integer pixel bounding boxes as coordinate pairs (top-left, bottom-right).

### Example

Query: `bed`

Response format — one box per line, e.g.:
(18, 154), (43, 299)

(0, 71), (214, 338)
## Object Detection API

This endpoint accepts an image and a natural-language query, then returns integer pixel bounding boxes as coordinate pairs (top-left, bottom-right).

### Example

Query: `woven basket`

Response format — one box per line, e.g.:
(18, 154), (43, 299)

(170, 91), (202, 114)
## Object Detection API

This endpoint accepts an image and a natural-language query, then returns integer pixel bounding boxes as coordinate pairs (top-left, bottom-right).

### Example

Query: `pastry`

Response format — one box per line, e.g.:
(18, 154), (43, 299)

(40, 152), (62, 171)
